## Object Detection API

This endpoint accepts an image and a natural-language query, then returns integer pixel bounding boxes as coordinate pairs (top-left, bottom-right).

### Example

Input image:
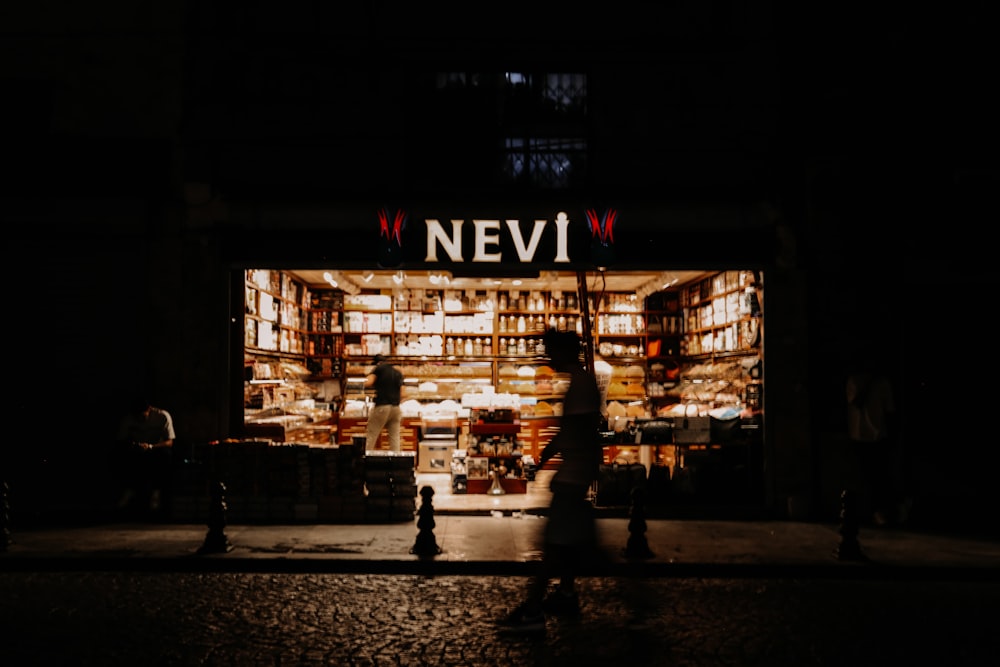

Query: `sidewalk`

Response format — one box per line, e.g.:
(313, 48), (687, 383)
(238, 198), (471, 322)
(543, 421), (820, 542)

(3, 513), (999, 580)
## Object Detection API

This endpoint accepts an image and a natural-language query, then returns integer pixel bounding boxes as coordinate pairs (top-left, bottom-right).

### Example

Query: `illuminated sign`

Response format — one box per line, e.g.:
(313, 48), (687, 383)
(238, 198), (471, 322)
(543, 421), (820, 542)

(424, 211), (572, 263)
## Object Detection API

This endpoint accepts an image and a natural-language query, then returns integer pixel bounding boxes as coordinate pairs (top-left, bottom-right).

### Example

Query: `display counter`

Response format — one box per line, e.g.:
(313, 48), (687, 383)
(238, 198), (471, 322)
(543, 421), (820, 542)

(244, 401), (336, 444)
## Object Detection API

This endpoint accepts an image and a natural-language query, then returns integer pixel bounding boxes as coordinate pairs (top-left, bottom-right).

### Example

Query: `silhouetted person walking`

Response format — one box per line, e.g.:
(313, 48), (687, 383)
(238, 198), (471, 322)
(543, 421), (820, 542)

(501, 329), (603, 634)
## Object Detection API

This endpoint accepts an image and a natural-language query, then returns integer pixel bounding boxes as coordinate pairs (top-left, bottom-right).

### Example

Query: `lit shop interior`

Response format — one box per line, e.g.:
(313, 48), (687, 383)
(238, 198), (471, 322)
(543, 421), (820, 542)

(238, 267), (764, 512)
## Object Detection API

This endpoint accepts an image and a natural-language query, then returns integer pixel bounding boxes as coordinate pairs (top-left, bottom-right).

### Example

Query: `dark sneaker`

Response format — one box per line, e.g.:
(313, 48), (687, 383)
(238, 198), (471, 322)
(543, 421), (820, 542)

(542, 590), (580, 616)
(499, 603), (545, 633)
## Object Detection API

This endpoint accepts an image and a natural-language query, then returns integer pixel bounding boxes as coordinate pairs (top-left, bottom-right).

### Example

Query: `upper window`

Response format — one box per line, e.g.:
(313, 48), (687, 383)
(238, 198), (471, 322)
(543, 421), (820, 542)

(503, 72), (587, 123)
(504, 137), (587, 189)
(425, 70), (588, 190)
(502, 72), (587, 189)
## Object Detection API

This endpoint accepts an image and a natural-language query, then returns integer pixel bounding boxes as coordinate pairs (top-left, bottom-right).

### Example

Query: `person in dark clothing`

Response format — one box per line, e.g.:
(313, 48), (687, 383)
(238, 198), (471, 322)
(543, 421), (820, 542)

(115, 395), (175, 516)
(364, 354), (404, 451)
(501, 329), (604, 634)
(845, 346), (908, 526)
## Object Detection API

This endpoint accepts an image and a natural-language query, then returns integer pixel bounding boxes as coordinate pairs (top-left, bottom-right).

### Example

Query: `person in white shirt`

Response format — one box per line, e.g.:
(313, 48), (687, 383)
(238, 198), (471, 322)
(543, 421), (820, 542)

(115, 395), (175, 516)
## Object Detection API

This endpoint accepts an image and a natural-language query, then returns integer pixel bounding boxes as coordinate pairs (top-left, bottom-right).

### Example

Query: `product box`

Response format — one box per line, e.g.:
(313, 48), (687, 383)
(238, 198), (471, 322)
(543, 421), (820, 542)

(466, 457), (489, 480)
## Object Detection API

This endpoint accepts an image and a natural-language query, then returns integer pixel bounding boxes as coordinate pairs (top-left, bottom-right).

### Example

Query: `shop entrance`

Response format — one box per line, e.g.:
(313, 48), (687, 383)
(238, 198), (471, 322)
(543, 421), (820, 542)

(223, 267), (765, 521)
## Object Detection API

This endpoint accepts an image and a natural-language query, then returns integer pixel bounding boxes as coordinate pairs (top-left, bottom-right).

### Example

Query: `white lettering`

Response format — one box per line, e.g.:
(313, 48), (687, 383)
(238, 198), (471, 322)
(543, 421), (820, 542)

(423, 214), (573, 263)
(553, 211), (570, 262)
(425, 219), (464, 262)
(506, 219), (546, 261)
(472, 219), (502, 262)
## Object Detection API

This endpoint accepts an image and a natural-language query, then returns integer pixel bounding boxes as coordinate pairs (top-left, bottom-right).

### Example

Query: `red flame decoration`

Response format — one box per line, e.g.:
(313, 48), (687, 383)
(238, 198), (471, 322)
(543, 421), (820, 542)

(377, 207), (407, 244)
(585, 208), (617, 244)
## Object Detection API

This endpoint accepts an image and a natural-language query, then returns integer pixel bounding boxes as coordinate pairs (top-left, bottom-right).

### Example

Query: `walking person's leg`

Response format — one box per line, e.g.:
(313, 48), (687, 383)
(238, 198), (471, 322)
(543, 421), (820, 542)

(542, 486), (592, 615)
(500, 487), (567, 633)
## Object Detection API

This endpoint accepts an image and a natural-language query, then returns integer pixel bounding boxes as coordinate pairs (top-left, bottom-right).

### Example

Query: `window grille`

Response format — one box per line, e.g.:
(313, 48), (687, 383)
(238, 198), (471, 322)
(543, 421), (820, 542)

(502, 72), (587, 188)
(504, 137), (587, 189)
(428, 70), (588, 189)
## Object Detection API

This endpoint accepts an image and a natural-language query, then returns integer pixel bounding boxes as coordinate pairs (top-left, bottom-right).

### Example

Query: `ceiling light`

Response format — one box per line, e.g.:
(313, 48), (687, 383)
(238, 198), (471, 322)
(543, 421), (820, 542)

(362, 272), (375, 283)
(392, 271), (405, 285)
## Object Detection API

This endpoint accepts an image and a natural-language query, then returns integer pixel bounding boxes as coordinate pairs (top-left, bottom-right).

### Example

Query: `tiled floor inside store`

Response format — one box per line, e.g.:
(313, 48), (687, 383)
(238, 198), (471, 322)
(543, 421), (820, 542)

(413, 469), (554, 514)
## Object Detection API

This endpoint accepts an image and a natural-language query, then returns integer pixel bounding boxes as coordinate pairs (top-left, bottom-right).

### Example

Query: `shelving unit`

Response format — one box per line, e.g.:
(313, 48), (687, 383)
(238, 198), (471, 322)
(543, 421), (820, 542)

(342, 359), (494, 403)
(244, 269), (310, 356)
(244, 270), (329, 424)
(679, 270), (762, 358)
(243, 271), (764, 443)
(305, 290), (344, 378)
(465, 408), (528, 494)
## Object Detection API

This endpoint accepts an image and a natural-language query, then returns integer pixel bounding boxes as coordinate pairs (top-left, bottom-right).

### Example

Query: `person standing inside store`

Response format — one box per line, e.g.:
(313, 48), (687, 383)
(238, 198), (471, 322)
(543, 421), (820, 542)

(115, 395), (176, 517)
(364, 354), (404, 452)
(501, 329), (604, 634)
(845, 345), (909, 526)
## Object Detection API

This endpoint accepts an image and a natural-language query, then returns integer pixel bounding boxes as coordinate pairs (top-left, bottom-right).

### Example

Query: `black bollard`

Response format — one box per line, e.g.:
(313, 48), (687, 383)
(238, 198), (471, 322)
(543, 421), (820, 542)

(834, 489), (867, 562)
(1, 480), (13, 551)
(623, 486), (654, 559)
(198, 480), (233, 554)
(410, 485), (442, 556)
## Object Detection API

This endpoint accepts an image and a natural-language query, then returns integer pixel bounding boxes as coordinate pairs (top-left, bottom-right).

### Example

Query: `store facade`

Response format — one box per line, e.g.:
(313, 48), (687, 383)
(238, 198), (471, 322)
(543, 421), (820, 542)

(205, 197), (809, 522)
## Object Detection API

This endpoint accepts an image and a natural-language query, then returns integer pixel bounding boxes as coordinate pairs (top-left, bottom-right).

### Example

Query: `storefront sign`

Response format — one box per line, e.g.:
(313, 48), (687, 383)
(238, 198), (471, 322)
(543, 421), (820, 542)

(424, 212), (572, 264)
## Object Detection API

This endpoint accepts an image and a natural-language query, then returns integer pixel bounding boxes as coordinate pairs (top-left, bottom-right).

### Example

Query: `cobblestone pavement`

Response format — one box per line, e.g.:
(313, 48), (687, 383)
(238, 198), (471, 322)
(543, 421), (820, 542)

(2, 572), (998, 666)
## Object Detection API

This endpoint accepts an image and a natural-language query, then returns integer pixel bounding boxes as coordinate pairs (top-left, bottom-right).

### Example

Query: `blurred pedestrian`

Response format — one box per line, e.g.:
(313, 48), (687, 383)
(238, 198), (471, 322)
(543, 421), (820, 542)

(501, 329), (604, 634)
(115, 395), (175, 517)
(364, 354), (404, 452)
(845, 346), (908, 526)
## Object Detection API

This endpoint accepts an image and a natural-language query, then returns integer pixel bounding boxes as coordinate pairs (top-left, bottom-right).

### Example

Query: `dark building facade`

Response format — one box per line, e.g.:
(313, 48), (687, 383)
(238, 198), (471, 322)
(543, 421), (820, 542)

(4, 2), (998, 529)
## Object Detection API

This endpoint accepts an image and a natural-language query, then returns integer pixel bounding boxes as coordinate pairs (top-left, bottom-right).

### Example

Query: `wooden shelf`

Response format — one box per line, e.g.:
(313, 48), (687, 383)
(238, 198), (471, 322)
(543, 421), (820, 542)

(244, 272), (763, 435)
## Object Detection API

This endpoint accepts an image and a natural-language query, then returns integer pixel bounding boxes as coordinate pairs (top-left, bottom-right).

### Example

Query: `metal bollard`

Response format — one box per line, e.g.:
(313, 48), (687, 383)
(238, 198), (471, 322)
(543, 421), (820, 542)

(1, 480), (13, 551)
(410, 485), (442, 556)
(623, 486), (654, 559)
(198, 480), (233, 554)
(834, 489), (867, 562)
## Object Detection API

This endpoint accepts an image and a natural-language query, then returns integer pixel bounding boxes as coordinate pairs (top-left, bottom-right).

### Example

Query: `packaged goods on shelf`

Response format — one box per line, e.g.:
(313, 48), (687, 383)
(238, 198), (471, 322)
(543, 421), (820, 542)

(461, 392), (521, 410)
(344, 293), (392, 310)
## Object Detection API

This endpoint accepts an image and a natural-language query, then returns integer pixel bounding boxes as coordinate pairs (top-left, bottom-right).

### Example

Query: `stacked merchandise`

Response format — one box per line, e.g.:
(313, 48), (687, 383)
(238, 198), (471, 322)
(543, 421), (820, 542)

(264, 444), (300, 521)
(170, 440), (369, 524)
(594, 456), (648, 507)
(169, 443), (211, 522)
(211, 440), (269, 521)
(364, 451), (417, 523)
(317, 441), (366, 522)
